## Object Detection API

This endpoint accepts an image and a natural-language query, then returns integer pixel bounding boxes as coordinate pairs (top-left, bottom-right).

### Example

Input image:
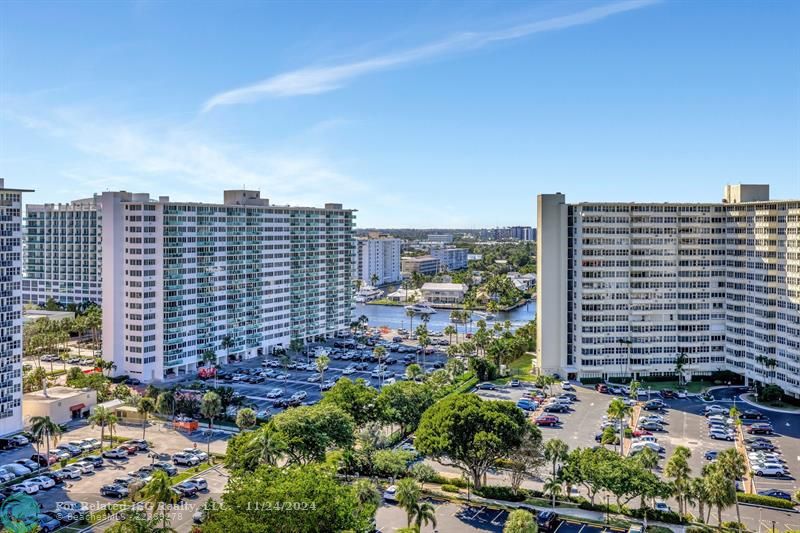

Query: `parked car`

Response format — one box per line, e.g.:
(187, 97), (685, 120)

(102, 448), (128, 459)
(126, 439), (149, 451)
(747, 440), (775, 451)
(113, 476), (136, 487)
(72, 461), (95, 474)
(100, 484), (129, 498)
(757, 489), (792, 501)
(741, 410), (767, 420)
(383, 484), (398, 502)
(28, 475), (56, 490)
(747, 423), (774, 435)
(174, 481), (199, 497)
(544, 404), (570, 413)
(59, 466), (82, 479)
(153, 461), (178, 476)
(537, 510), (559, 530)
(186, 478), (208, 492)
(2, 463), (32, 476)
(477, 382), (497, 390)
(516, 399), (538, 411)
(29, 453), (55, 467)
(638, 421), (664, 431)
(654, 501), (672, 513)
(14, 459), (39, 472)
(630, 442), (665, 454)
(561, 381), (574, 390)
(752, 463), (785, 477)
(535, 415), (560, 426)
(173, 452), (200, 466)
(57, 443), (82, 457)
(705, 451), (719, 460)
(11, 480), (40, 494)
(595, 383), (608, 393)
(184, 448), (209, 462)
(709, 428), (735, 441)
(69, 440), (93, 453)
(34, 513), (62, 533)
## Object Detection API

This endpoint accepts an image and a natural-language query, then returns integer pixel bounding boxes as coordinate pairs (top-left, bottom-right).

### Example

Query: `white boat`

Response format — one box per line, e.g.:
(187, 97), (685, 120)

(354, 285), (382, 303)
(473, 311), (495, 320)
(404, 302), (436, 314)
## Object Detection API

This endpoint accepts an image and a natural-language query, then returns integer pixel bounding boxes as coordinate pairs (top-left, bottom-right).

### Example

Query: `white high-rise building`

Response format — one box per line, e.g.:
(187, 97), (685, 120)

(430, 247), (468, 271)
(23, 196), (102, 306)
(23, 189), (354, 384)
(353, 236), (402, 286)
(537, 184), (800, 398)
(0, 180), (32, 436)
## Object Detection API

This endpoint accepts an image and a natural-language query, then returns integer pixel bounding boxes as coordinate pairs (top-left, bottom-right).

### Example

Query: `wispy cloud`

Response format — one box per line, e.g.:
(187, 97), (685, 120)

(3, 106), (366, 206)
(203, 0), (658, 111)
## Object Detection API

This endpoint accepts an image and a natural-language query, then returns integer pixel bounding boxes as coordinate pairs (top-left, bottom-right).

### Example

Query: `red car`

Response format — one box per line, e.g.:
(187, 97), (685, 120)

(120, 443), (139, 455)
(632, 428), (653, 437)
(535, 415), (560, 426)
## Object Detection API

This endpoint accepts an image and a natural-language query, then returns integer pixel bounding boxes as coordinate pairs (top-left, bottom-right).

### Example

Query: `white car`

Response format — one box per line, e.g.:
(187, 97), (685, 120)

(752, 463), (785, 476)
(705, 406), (728, 416)
(676, 390), (688, 399)
(186, 478), (208, 491)
(383, 484), (398, 502)
(707, 415), (733, 425)
(342, 367), (356, 375)
(561, 381), (574, 390)
(307, 373), (322, 383)
(0, 468), (15, 482)
(654, 501), (671, 513)
(266, 388), (283, 399)
(60, 466), (82, 479)
(709, 429), (735, 441)
(12, 480), (40, 494)
(185, 448), (209, 462)
(29, 476), (56, 490)
(291, 391), (307, 401)
(630, 441), (665, 454)
(73, 461), (95, 474)
(9, 435), (29, 446)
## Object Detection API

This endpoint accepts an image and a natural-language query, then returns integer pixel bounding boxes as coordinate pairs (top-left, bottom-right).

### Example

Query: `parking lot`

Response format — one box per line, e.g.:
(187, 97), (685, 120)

(474, 382), (798, 518)
(200, 335), (451, 419)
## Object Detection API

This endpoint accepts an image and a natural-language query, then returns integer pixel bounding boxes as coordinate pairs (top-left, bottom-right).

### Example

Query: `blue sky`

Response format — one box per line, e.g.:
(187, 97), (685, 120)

(1, 0), (798, 228)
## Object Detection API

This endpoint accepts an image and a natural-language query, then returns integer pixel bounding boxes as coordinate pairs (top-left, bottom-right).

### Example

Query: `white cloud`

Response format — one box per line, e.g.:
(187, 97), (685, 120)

(203, 0), (659, 111)
(5, 107), (366, 206)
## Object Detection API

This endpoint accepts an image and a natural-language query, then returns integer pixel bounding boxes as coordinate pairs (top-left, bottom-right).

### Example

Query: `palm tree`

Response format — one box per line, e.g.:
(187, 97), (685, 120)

(665, 446), (692, 515)
(689, 476), (711, 524)
(370, 273), (379, 287)
(89, 406), (112, 450)
(395, 477), (421, 528)
(247, 424), (286, 465)
(106, 507), (176, 533)
(221, 334), (235, 362)
(29, 416), (62, 467)
(352, 478), (381, 509)
(373, 346), (387, 385)
(544, 439), (569, 480)
(137, 397), (156, 441)
(200, 391), (222, 457)
(406, 363), (423, 381)
(405, 308), (415, 335)
(636, 446), (659, 473)
(717, 449), (746, 531)
(316, 354), (330, 390)
(675, 352), (689, 386)
(141, 470), (178, 530)
(443, 325), (456, 346)
(84, 306), (102, 349)
(107, 412), (119, 448)
(703, 463), (736, 529)
(543, 476), (562, 508)
(412, 501), (437, 531)
(606, 397), (631, 454)
(416, 325), (429, 368)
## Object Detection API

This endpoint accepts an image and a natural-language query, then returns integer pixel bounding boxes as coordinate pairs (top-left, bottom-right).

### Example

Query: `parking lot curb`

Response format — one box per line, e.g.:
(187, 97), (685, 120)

(737, 394), (800, 414)
(737, 501), (799, 514)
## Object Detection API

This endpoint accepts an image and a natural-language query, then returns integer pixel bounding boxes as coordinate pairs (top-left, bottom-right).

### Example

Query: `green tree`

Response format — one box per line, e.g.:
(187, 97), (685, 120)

(717, 449), (746, 531)
(270, 404), (354, 464)
(443, 325), (456, 346)
(137, 397), (156, 441)
(665, 446), (692, 516)
(409, 462), (437, 490)
(200, 391), (223, 457)
(544, 438), (569, 480)
(373, 449), (414, 479)
(29, 415), (62, 464)
(635, 446), (660, 473)
(106, 507), (175, 533)
(415, 393), (527, 489)
(411, 501), (437, 532)
(156, 391), (175, 418)
(703, 462), (736, 529)
(88, 405), (112, 450)
(235, 407), (257, 431)
(504, 509), (538, 533)
(320, 377), (378, 427)
(405, 363), (423, 381)
(606, 397), (631, 454)
(226, 423), (287, 472)
(316, 354), (330, 389)
(141, 470), (178, 530)
(395, 477), (421, 528)
(405, 308), (415, 336)
(506, 423), (545, 496)
(543, 476), (562, 508)
(377, 381), (434, 435)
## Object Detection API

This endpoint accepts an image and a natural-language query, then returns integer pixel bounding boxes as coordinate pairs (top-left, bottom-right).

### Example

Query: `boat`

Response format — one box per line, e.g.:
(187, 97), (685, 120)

(473, 311), (495, 320)
(404, 302), (436, 314)
(354, 285), (383, 303)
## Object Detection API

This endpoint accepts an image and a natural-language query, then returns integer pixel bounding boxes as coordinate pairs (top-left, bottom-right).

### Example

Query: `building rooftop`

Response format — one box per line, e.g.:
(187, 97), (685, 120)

(421, 282), (467, 291)
(23, 386), (92, 404)
(402, 256), (437, 263)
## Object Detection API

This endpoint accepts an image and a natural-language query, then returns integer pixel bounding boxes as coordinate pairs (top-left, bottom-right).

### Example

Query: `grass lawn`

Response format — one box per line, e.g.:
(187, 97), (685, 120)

(492, 353), (536, 384)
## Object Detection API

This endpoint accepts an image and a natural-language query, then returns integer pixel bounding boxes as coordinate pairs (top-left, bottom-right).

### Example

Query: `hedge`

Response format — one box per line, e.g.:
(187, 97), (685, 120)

(474, 485), (528, 502)
(580, 377), (603, 385)
(736, 492), (796, 510)
(430, 473), (467, 488)
(441, 484), (461, 493)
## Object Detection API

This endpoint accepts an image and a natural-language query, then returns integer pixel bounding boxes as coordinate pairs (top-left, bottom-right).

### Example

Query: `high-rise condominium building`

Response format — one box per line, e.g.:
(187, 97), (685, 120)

(537, 184), (800, 398)
(23, 196), (102, 306)
(353, 235), (402, 286)
(25, 189), (354, 384)
(0, 180), (32, 436)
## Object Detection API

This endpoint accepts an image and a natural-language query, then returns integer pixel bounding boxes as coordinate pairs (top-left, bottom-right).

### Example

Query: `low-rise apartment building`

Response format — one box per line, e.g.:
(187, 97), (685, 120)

(421, 282), (468, 305)
(401, 256), (439, 276)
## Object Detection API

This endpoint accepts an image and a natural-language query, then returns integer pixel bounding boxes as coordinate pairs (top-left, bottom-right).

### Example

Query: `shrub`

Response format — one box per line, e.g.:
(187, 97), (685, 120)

(628, 508), (685, 524)
(441, 484), (460, 493)
(474, 485), (528, 502)
(430, 473), (467, 488)
(624, 428), (633, 438)
(580, 377), (603, 385)
(758, 384), (784, 403)
(686, 527), (714, 533)
(736, 492), (796, 509)
(721, 522), (746, 532)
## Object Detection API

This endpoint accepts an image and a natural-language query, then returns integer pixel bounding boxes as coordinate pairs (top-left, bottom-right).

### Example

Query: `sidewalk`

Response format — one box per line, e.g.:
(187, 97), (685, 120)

(424, 485), (686, 533)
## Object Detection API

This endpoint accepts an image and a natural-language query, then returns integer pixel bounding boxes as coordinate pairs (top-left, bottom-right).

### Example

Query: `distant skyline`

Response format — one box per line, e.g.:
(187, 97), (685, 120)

(1, 0), (798, 227)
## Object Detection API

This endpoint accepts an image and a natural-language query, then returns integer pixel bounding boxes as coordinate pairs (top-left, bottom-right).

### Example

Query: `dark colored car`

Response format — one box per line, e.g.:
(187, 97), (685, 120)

(100, 484), (129, 498)
(535, 416), (560, 426)
(747, 423), (773, 435)
(757, 489), (792, 501)
(153, 462), (177, 476)
(537, 511), (559, 530)
(174, 481), (199, 498)
(272, 398), (288, 408)
(30, 453), (52, 467)
(747, 441), (775, 451)
(660, 389), (675, 399)
(741, 410), (767, 421)
(595, 384), (608, 393)
(127, 439), (149, 451)
(705, 451), (718, 460)
(477, 383), (497, 390)
(83, 455), (104, 468)
(544, 404), (569, 413)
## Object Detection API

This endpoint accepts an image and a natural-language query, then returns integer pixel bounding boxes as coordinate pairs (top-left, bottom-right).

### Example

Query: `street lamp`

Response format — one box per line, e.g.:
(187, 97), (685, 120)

(605, 495), (610, 524)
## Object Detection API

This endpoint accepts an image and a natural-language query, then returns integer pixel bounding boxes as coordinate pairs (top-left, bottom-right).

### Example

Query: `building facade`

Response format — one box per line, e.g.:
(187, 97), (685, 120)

(401, 256), (440, 276)
(26, 190), (354, 384)
(426, 234), (453, 244)
(23, 197), (102, 306)
(537, 185), (800, 398)
(430, 247), (468, 271)
(0, 180), (32, 437)
(353, 236), (402, 286)
(420, 282), (468, 304)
